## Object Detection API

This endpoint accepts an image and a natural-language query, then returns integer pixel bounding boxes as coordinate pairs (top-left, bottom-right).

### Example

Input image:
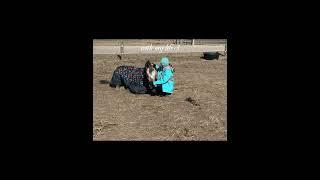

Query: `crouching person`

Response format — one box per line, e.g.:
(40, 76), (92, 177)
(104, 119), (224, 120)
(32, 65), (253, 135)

(152, 57), (175, 96)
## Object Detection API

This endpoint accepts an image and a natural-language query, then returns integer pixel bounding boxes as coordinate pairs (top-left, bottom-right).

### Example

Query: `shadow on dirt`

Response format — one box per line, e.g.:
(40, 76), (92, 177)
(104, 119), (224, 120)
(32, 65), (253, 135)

(100, 80), (109, 84)
(185, 97), (200, 106)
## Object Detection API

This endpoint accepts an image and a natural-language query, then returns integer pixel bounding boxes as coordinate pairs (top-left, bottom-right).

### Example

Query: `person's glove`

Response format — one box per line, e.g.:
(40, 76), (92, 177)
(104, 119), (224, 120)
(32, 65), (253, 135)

(169, 63), (175, 72)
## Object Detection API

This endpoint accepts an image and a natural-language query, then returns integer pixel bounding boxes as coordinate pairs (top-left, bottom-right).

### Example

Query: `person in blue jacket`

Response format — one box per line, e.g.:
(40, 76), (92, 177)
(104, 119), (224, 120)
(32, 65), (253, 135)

(152, 56), (175, 96)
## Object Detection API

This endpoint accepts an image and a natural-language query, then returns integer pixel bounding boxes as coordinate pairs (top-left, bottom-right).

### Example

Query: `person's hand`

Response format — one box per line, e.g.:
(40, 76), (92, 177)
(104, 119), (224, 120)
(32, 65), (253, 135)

(169, 63), (175, 72)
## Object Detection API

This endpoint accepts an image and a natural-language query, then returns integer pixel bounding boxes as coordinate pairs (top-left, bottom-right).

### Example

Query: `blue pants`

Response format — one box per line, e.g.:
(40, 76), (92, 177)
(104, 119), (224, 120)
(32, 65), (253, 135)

(154, 85), (171, 96)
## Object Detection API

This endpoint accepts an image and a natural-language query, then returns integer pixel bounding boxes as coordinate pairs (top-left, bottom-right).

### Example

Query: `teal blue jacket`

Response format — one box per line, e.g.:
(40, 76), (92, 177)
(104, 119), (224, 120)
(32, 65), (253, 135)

(153, 64), (175, 93)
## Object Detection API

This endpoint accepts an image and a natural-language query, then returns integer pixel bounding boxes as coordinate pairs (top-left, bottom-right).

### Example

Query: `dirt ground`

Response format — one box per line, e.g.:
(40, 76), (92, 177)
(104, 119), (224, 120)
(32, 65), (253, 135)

(93, 53), (227, 141)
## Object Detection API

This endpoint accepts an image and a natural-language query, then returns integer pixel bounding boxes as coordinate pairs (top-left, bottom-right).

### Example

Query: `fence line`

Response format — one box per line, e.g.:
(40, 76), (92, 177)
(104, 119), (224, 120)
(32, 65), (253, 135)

(93, 39), (227, 46)
(93, 45), (226, 54)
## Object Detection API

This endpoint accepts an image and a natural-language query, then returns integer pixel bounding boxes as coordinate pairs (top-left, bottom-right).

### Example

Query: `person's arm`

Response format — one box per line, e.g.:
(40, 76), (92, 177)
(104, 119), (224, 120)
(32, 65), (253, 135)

(153, 70), (173, 85)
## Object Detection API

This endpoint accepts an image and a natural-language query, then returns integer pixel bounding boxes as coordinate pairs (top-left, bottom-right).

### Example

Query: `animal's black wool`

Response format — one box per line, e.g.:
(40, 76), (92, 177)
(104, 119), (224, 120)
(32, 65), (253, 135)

(109, 65), (153, 94)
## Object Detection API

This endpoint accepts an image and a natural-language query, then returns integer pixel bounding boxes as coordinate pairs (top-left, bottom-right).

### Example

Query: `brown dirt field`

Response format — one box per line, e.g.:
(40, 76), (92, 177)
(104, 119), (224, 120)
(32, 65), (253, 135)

(93, 53), (227, 141)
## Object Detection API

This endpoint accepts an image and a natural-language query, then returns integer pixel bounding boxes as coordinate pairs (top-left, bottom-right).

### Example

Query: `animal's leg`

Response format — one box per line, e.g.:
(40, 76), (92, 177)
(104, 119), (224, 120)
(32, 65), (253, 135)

(109, 70), (123, 87)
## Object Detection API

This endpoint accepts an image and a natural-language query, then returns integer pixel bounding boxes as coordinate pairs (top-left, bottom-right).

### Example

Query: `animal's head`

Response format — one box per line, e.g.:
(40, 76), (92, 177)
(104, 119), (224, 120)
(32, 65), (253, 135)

(145, 60), (157, 82)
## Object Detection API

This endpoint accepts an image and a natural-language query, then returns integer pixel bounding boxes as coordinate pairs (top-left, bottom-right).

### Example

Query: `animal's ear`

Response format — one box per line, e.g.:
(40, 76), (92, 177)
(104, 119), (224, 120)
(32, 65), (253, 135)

(145, 60), (151, 67)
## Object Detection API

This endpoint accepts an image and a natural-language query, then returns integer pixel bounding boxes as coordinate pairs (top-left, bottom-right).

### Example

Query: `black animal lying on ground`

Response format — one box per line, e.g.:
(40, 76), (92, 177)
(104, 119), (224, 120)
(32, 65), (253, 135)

(101, 60), (158, 94)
